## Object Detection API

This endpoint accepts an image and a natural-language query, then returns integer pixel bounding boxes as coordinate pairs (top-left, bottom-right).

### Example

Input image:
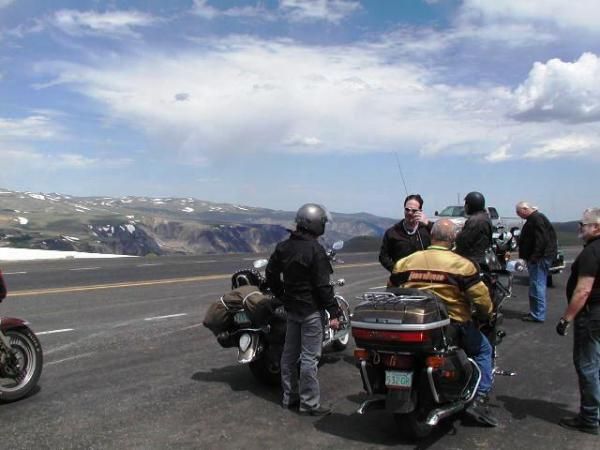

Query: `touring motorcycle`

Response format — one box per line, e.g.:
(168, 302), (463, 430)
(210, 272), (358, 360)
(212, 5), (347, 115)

(0, 271), (43, 402)
(351, 263), (515, 438)
(205, 241), (351, 385)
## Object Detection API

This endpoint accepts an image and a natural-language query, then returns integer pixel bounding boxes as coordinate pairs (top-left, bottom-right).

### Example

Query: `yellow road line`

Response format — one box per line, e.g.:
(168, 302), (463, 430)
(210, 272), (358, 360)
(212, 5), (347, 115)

(8, 261), (381, 297)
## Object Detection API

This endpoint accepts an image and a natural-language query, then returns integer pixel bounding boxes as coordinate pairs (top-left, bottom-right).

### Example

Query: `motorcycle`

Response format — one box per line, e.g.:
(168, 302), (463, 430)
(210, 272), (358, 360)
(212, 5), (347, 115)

(351, 264), (514, 438)
(206, 240), (351, 386)
(0, 271), (43, 402)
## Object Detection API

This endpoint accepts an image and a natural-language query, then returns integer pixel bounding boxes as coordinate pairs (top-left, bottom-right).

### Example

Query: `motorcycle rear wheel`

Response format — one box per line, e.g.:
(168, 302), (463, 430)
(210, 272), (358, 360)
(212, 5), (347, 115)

(393, 386), (434, 439)
(0, 327), (43, 402)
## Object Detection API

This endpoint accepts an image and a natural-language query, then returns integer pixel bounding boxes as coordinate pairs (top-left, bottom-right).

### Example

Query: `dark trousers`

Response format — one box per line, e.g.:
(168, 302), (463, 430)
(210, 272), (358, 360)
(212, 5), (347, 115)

(573, 314), (600, 426)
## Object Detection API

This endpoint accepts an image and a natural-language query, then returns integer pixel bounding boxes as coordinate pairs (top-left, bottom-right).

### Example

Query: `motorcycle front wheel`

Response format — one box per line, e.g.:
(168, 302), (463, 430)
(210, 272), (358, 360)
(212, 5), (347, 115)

(249, 356), (281, 386)
(331, 331), (349, 351)
(0, 327), (43, 402)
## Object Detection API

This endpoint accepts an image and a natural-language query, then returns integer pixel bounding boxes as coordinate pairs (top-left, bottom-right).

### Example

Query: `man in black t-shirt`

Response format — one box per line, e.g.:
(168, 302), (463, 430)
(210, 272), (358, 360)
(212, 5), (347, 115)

(556, 208), (600, 436)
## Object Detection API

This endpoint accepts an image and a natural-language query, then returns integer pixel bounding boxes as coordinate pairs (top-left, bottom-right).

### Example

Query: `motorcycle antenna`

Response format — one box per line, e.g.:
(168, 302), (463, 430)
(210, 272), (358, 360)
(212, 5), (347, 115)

(394, 152), (410, 198)
(393, 153), (448, 346)
(394, 152), (425, 251)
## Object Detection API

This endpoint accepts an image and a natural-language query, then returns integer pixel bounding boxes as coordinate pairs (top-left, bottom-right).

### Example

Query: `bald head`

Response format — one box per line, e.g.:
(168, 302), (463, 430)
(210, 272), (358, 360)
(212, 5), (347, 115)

(515, 201), (538, 219)
(431, 219), (458, 247)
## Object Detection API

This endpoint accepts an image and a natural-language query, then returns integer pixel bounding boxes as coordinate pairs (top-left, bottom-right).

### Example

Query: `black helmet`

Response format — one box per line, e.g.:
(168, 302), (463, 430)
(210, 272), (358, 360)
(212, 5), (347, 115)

(464, 191), (485, 215)
(295, 203), (331, 236)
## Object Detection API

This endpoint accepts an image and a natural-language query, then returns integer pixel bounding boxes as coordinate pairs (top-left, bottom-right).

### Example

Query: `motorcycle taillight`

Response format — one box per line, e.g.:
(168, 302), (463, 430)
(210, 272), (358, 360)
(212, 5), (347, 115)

(352, 328), (431, 343)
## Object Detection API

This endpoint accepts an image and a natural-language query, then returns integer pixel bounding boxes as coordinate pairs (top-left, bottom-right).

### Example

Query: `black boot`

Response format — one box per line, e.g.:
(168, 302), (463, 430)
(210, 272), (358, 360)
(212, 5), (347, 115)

(465, 393), (498, 427)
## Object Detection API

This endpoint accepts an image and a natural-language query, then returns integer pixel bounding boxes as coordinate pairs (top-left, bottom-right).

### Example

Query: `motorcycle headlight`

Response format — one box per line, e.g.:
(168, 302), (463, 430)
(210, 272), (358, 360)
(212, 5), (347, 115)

(238, 333), (252, 353)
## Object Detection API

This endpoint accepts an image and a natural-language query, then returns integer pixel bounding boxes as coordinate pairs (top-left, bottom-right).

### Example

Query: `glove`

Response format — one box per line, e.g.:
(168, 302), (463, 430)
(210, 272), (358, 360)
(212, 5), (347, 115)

(556, 318), (570, 336)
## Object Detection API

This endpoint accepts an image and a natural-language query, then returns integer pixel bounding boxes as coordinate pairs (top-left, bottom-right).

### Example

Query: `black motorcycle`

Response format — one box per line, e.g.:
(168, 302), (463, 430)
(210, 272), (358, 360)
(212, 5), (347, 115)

(205, 241), (351, 386)
(351, 268), (514, 438)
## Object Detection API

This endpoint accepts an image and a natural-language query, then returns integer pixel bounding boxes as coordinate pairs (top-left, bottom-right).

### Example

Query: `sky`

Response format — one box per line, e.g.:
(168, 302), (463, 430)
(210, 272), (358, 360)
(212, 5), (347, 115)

(1, 0), (599, 222)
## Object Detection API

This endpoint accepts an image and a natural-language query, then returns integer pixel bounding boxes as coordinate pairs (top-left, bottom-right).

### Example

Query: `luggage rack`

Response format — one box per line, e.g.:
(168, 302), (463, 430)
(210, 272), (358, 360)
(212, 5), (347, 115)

(359, 291), (434, 304)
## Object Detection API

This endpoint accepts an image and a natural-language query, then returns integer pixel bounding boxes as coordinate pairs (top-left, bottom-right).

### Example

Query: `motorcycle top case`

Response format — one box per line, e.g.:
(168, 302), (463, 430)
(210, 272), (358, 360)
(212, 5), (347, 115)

(351, 288), (451, 352)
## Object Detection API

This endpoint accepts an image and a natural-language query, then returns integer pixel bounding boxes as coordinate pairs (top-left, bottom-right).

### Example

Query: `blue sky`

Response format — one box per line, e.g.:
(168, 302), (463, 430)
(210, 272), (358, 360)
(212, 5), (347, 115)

(1, 0), (599, 221)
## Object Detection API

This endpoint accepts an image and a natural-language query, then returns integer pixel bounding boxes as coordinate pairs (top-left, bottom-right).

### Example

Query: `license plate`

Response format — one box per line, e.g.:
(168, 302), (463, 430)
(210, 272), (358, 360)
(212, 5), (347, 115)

(234, 311), (250, 324)
(385, 370), (413, 388)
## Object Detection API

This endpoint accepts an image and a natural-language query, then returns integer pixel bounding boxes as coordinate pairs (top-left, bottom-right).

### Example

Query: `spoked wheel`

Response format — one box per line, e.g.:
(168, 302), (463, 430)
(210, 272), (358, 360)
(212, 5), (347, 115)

(0, 327), (43, 402)
(331, 295), (350, 351)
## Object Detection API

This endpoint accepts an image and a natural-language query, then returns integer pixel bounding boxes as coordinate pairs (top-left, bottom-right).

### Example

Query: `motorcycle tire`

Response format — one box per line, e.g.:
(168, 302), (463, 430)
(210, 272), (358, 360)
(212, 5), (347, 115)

(0, 327), (43, 403)
(249, 357), (281, 386)
(393, 385), (434, 439)
(331, 331), (349, 351)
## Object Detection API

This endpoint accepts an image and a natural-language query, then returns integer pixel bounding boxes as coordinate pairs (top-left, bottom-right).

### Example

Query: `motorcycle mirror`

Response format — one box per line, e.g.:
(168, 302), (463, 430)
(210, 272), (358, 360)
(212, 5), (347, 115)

(512, 229), (521, 237)
(253, 259), (268, 269)
(332, 240), (344, 251)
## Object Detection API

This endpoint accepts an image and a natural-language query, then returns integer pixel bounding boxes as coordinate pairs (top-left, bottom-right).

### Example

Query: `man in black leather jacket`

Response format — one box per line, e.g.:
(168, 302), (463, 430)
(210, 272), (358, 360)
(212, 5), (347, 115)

(516, 201), (557, 322)
(455, 192), (493, 268)
(266, 204), (340, 416)
(379, 194), (432, 273)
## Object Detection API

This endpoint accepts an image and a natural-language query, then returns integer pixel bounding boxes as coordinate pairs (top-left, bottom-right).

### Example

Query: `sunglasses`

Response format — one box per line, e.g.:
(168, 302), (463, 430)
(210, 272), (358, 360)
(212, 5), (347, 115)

(404, 207), (421, 214)
(578, 221), (594, 227)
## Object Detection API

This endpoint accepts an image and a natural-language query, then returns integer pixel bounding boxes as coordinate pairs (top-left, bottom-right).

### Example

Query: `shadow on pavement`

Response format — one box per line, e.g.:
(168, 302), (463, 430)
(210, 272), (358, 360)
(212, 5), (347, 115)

(312, 395), (458, 449)
(191, 364), (281, 407)
(497, 395), (572, 424)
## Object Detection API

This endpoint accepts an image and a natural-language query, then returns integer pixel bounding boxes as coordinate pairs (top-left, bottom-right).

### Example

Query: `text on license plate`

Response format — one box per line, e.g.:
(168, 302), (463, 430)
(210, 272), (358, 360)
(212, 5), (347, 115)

(385, 370), (413, 388)
(234, 311), (250, 324)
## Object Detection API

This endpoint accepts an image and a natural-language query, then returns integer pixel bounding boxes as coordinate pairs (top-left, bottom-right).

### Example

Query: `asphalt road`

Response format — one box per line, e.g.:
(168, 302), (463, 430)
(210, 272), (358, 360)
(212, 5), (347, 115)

(0, 248), (597, 449)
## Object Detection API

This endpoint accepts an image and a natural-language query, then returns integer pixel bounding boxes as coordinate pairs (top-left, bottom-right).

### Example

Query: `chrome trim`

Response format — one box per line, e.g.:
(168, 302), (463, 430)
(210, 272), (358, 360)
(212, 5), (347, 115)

(464, 358), (482, 403)
(351, 319), (450, 331)
(425, 402), (467, 426)
(426, 366), (441, 403)
(360, 360), (373, 396)
(357, 396), (386, 415)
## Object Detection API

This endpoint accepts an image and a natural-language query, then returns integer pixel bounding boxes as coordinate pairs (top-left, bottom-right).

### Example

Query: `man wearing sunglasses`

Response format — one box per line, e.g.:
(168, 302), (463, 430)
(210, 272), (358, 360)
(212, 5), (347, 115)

(556, 208), (600, 435)
(379, 194), (432, 273)
(516, 201), (558, 323)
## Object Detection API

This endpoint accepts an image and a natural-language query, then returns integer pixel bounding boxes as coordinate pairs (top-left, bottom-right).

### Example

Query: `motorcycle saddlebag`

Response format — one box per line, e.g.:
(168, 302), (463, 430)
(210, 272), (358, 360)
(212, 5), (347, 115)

(351, 288), (450, 352)
(203, 301), (233, 336)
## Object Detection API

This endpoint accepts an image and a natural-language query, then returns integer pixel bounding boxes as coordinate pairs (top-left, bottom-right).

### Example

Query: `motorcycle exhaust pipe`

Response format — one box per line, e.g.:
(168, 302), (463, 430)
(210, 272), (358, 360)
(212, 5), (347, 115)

(425, 401), (466, 426)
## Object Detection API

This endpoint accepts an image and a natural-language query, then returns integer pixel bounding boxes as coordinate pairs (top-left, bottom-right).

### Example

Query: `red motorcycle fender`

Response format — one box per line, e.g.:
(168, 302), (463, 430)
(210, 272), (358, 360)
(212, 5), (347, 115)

(0, 317), (30, 332)
(386, 387), (416, 414)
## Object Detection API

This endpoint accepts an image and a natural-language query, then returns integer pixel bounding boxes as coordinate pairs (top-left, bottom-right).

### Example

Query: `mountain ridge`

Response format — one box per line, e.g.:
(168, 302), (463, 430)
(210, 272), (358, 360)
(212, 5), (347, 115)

(0, 188), (396, 256)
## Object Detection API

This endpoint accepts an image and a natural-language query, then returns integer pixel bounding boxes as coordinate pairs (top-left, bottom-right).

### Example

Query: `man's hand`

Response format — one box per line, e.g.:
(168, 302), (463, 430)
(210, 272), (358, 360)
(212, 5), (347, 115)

(556, 318), (570, 336)
(329, 318), (340, 331)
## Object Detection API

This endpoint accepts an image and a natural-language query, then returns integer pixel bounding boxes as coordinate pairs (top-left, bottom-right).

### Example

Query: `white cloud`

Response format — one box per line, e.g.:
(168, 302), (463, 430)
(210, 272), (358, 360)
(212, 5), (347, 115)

(50, 9), (158, 37)
(523, 135), (599, 159)
(191, 0), (359, 23)
(0, 147), (132, 169)
(34, 36), (600, 164)
(484, 143), (512, 162)
(0, 0), (14, 9)
(0, 115), (62, 140)
(279, 0), (361, 23)
(513, 53), (600, 123)
(191, 0), (273, 20)
(463, 0), (600, 33)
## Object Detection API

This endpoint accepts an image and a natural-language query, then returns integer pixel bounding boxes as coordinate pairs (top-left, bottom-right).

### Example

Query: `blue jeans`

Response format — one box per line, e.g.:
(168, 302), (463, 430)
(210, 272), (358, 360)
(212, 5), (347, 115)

(280, 311), (324, 410)
(458, 322), (494, 394)
(573, 314), (600, 426)
(527, 258), (551, 321)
